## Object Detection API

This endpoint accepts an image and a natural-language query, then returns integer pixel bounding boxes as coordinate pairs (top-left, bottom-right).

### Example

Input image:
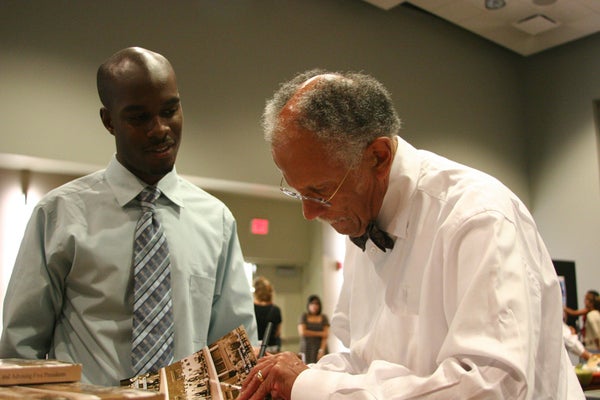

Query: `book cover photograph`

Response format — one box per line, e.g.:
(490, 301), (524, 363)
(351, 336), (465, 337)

(0, 358), (82, 385)
(123, 325), (256, 400)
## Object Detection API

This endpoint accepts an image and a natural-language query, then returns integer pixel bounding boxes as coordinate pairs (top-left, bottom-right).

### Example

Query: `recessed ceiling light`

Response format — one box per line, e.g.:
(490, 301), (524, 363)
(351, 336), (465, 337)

(513, 14), (560, 35)
(485, 0), (506, 10)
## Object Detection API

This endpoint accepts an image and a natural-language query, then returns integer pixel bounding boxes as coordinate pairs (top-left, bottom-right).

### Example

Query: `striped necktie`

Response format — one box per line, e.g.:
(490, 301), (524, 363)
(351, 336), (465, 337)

(132, 186), (174, 374)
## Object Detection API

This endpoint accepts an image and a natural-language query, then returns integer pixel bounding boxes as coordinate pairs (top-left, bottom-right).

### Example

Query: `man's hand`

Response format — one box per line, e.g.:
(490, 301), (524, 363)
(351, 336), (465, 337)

(238, 351), (308, 400)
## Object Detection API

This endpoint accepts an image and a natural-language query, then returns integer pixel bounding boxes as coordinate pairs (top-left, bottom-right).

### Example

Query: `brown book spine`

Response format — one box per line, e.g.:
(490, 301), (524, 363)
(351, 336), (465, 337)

(0, 358), (82, 386)
(28, 382), (166, 399)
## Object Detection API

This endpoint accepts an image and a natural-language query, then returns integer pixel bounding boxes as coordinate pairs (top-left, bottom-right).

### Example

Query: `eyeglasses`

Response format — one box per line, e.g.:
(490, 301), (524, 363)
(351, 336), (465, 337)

(279, 166), (352, 207)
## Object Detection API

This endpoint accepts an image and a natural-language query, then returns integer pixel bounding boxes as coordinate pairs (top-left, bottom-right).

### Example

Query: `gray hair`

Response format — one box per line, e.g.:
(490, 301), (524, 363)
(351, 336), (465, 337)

(262, 69), (401, 167)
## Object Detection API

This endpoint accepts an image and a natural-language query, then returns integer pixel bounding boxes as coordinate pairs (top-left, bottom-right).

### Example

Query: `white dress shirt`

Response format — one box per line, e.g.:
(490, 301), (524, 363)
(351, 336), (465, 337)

(292, 137), (583, 399)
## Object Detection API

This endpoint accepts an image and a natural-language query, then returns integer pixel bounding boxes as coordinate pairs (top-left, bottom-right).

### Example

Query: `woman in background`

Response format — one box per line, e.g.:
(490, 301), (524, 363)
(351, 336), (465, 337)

(583, 291), (600, 351)
(253, 276), (282, 353)
(565, 289), (599, 345)
(298, 294), (329, 364)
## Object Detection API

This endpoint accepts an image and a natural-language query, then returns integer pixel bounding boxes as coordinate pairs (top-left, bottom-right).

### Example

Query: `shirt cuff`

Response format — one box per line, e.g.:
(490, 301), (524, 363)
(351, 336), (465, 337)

(291, 368), (342, 400)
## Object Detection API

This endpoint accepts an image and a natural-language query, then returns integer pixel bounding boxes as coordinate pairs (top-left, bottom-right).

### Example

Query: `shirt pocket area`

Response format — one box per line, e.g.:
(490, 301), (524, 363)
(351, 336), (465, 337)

(189, 274), (216, 347)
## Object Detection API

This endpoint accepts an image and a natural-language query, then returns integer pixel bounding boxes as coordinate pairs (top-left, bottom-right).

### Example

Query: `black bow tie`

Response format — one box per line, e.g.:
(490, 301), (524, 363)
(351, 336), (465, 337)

(350, 221), (394, 252)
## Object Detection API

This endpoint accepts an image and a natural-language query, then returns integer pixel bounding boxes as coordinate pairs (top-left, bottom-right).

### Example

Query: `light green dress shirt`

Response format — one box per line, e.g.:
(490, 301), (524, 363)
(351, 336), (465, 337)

(0, 156), (258, 386)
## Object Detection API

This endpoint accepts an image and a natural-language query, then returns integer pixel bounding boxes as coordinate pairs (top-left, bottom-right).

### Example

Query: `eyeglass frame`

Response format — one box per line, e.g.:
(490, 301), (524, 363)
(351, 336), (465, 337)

(279, 166), (352, 207)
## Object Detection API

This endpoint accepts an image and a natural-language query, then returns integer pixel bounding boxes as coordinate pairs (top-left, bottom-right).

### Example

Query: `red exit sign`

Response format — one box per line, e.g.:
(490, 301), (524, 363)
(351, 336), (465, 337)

(251, 218), (269, 235)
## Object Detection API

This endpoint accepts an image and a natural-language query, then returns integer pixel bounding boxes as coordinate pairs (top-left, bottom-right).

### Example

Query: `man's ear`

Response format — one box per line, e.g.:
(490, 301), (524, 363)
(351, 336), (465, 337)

(99, 108), (115, 135)
(367, 137), (394, 179)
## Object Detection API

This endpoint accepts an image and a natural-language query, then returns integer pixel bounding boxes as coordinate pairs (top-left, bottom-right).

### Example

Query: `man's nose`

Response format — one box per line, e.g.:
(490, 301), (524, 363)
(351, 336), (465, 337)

(148, 116), (169, 137)
(302, 200), (327, 221)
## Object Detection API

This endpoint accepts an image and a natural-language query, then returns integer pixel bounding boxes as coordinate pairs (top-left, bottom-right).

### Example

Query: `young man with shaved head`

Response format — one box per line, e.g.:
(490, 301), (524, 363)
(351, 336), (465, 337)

(0, 47), (257, 386)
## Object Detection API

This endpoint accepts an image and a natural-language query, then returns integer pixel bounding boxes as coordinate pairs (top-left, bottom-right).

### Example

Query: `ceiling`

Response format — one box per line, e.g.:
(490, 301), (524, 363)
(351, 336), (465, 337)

(363, 0), (600, 56)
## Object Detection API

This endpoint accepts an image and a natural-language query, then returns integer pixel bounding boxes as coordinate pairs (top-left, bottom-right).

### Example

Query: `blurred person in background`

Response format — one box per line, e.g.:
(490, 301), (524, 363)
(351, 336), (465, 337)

(253, 276), (282, 353)
(563, 320), (592, 361)
(298, 294), (329, 364)
(581, 291), (600, 352)
(565, 289), (600, 345)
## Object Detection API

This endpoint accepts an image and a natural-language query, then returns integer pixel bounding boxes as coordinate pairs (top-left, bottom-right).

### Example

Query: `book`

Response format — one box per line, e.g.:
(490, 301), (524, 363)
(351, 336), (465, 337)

(122, 325), (257, 400)
(0, 385), (83, 399)
(0, 382), (165, 399)
(0, 358), (82, 385)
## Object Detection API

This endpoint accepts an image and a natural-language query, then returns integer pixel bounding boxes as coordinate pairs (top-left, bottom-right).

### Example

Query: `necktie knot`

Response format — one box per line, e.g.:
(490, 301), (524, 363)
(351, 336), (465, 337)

(137, 187), (161, 211)
(350, 221), (395, 252)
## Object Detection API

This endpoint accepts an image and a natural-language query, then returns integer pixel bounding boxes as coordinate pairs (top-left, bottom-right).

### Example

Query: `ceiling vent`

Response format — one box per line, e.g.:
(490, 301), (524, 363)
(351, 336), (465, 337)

(362, 0), (406, 10)
(513, 14), (560, 35)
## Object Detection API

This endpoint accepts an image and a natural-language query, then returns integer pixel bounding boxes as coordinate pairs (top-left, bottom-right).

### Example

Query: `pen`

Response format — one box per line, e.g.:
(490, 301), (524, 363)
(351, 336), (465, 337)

(259, 322), (273, 358)
(221, 382), (242, 390)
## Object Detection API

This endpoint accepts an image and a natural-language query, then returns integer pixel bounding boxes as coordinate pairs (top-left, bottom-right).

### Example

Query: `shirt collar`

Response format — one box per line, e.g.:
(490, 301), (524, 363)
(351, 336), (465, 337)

(105, 155), (185, 208)
(376, 136), (421, 240)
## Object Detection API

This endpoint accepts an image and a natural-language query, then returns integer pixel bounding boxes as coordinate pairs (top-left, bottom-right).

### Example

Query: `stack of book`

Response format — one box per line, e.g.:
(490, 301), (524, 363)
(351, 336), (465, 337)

(0, 325), (256, 399)
(0, 358), (163, 399)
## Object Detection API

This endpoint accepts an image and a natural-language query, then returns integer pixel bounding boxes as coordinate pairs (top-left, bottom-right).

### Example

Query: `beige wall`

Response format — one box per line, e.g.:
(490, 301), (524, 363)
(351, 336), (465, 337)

(524, 34), (600, 305)
(206, 191), (316, 267)
(0, 0), (528, 201)
(1, 0), (599, 339)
